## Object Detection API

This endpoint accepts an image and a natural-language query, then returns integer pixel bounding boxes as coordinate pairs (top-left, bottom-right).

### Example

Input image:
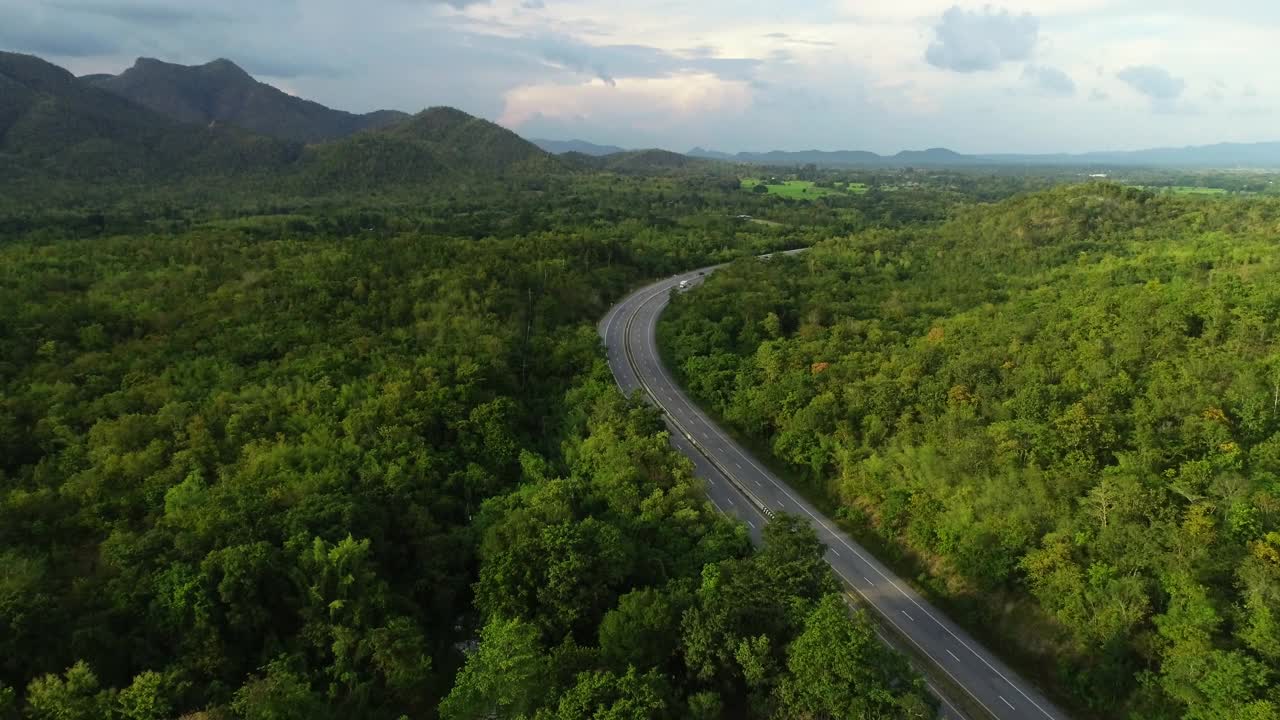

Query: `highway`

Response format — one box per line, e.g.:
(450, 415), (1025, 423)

(599, 256), (1069, 720)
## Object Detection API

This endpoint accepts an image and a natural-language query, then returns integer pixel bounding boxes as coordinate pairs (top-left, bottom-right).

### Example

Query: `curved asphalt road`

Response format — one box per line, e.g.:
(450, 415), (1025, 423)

(599, 255), (1069, 720)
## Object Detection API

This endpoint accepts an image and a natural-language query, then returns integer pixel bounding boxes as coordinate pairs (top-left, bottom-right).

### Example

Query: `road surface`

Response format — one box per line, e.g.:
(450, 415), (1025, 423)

(599, 256), (1069, 720)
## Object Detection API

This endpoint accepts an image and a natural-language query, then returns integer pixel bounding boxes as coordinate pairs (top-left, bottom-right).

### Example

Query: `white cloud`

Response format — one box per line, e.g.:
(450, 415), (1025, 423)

(925, 6), (1039, 72)
(1117, 65), (1184, 100)
(1024, 64), (1076, 95)
(838, 0), (1118, 21)
(499, 72), (753, 130)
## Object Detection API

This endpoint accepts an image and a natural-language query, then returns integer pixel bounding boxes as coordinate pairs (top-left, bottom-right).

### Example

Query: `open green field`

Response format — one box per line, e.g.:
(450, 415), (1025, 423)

(741, 178), (867, 199)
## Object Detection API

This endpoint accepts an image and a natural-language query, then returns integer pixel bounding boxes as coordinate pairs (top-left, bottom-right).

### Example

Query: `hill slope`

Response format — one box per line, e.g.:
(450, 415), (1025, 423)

(603, 149), (711, 173)
(559, 148), (715, 175)
(87, 57), (408, 144)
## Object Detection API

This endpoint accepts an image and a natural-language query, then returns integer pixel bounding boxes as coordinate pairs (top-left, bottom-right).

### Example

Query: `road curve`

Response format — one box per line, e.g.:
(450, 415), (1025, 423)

(599, 255), (1070, 720)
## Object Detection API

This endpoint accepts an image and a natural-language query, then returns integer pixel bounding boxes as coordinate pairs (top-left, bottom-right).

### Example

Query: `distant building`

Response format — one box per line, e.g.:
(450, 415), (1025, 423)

(1089, 173), (1109, 178)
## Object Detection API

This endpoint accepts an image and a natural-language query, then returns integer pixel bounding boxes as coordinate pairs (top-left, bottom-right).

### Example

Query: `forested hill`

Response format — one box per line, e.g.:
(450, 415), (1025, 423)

(384, 106), (554, 173)
(563, 149), (713, 175)
(86, 57), (409, 144)
(660, 183), (1280, 718)
(297, 106), (558, 189)
(0, 52), (557, 201)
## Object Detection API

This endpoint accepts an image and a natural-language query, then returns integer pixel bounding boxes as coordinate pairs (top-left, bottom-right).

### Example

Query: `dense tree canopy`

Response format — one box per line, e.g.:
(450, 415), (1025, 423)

(660, 183), (1280, 718)
(0, 163), (946, 718)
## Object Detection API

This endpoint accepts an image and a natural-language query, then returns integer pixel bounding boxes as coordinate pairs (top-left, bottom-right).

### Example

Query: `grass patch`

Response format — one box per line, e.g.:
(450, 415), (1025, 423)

(836, 181), (870, 193)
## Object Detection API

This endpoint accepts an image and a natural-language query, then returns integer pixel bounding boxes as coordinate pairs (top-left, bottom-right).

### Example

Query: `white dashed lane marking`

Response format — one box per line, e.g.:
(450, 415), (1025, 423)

(607, 265), (1067, 720)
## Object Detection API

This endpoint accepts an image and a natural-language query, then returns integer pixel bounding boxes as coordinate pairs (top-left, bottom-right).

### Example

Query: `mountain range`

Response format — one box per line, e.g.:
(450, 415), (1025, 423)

(0, 51), (296, 181)
(83, 57), (409, 144)
(530, 138), (628, 156)
(0, 51), (554, 195)
(526, 139), (1280, 169)
(8, 46), (1280, 200)
(685, 144), (1280, 169)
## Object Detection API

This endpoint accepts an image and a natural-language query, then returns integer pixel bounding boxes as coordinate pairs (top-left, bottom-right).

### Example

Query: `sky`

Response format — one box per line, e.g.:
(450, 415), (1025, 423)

(2, 0), (1277, 154)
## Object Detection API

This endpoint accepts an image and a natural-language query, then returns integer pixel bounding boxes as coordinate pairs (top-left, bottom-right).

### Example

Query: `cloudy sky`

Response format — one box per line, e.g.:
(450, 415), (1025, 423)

(3, 0), (1276, 153)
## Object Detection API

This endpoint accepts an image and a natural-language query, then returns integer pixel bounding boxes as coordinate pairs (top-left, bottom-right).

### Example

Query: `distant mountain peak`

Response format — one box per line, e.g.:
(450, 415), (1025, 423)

(895, 147), (963, 158)
(0, 50), (295, 181)
(201, 58), (253, 79)
(422, 105), (470, 119)
(389, 106), (550, 161)
(411, 106), (475, 128)
(127, 56), (253, 83)
(390, 106), (488, 139)
(531, 138), (628, 156)
(0, 50), (78, 91)
(123, 56), (255, 84)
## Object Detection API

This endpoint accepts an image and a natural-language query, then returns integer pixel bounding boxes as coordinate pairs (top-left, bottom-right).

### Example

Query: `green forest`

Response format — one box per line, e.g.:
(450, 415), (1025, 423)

(0, 164), (950, 719)
(660, 183), (1280, 718)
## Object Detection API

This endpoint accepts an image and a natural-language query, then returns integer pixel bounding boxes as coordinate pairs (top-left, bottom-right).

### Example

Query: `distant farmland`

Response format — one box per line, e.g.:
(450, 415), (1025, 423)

(1130, 185), (1231, 196)
(741, 178), (868, 199)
